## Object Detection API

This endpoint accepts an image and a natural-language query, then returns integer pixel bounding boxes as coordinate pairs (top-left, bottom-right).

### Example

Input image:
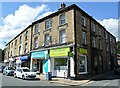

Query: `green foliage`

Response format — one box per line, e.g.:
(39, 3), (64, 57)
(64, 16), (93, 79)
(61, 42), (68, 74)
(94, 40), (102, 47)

(117, 41), (120, 53)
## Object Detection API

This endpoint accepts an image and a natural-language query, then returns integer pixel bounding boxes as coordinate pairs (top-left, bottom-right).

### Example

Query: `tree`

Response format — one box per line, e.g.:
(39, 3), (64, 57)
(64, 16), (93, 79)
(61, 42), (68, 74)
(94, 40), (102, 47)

(117, 41), (120, 53)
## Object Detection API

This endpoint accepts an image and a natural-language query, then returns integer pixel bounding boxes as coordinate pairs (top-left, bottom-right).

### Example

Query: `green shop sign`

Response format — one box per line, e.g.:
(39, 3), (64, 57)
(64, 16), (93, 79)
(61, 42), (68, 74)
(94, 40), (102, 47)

(50, 47), (70, 57)
(79, 48), (87, 54)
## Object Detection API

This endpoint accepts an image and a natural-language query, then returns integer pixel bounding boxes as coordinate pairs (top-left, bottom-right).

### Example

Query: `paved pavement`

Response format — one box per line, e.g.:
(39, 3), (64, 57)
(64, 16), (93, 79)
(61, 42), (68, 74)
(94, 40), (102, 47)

(1, 71), (120, 87)
(1, 74), (66, 86)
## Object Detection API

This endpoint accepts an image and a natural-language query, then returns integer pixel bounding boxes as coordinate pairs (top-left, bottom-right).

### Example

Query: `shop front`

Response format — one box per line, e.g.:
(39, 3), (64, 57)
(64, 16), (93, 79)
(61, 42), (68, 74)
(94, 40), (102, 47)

(50, 47), (74, 78)
(20, 56), (29, 68)
(30, 50), (49, 74)
(78, 48), (88, 74)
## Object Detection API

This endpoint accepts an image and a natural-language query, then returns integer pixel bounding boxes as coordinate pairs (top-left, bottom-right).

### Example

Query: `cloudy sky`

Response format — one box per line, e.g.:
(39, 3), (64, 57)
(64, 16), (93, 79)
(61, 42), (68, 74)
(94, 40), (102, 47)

(0, 2), (119, 49)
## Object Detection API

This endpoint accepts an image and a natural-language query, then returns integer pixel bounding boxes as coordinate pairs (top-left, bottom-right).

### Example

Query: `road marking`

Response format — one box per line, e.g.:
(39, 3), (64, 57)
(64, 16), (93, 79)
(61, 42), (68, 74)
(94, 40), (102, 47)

(103, 82), (110, 86)
(81, 81), (94, 86)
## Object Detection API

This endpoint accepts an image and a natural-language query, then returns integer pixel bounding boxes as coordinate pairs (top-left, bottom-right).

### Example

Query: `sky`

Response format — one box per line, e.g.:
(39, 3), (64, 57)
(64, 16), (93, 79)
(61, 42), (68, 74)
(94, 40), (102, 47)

(0, 1), (119, 49)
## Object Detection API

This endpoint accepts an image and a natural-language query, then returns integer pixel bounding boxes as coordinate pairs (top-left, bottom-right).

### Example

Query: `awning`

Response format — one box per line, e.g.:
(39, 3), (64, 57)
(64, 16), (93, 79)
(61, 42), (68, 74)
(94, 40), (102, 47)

(20, 56), (28, 61)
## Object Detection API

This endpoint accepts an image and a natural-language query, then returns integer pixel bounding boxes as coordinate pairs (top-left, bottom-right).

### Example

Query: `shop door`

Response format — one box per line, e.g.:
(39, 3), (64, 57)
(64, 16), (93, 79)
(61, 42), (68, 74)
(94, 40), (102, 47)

(39, 60), (43, 74)
(52, 58), (68, 77)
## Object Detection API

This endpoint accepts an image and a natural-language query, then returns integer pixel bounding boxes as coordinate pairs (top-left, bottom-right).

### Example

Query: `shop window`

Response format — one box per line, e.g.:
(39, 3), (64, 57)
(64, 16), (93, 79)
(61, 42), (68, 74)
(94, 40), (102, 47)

(59, 14), (66, 25)
(54, 58), (67, 70)
(78, 55), (87, 73)
(59, 30), (66, 44)
(34, 37), (38, 48)
(45, 19), (52, 30)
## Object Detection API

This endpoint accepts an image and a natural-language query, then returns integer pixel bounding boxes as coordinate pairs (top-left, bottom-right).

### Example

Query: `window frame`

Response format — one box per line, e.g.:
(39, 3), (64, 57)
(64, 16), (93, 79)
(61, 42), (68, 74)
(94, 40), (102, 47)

(82, 31), (87, 44)
(45, 19), (52, 30)
(59, 29), (66, 44)
(34, 23), (39, 34)
(92, 36), (96, 47)
(59, 14), (66, 25)
(79, 55), (87, 74)
(82, 16), (86, 27)
(34, 37), (38, 48)
(44, 34), (50, 46)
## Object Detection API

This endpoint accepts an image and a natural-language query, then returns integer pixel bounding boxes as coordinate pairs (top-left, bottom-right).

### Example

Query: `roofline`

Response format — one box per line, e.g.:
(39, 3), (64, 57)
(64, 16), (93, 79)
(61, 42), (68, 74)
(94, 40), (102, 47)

(6, 24), (32, 46)
(6, 4), (116, 45)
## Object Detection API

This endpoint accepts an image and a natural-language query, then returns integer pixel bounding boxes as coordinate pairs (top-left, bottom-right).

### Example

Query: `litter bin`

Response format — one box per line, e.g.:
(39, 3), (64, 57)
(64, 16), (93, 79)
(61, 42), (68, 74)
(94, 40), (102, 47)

(46, 72), (52, 80)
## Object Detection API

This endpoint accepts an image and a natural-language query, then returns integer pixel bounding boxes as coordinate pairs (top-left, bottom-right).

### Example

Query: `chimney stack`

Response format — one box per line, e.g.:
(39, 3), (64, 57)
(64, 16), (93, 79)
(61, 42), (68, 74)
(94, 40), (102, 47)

(58, 3), (66, 10)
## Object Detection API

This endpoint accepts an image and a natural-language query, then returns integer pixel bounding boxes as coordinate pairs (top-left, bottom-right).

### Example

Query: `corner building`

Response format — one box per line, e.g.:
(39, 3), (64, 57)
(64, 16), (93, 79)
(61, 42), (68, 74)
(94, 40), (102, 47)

(5, 4), (117, 79)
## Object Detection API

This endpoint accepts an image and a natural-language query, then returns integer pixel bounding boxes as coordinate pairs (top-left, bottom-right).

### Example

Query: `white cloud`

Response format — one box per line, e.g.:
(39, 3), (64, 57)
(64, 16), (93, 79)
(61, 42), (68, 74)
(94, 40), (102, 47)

(97, 18), (118, 41)
(0, 4), (53, 49)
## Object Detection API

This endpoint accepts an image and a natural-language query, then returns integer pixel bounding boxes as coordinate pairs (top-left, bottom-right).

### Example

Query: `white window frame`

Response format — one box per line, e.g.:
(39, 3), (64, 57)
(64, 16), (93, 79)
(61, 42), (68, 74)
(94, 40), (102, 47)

(19, 35), (22, 44)
(82, 16), (86, 27)
(45, 34), (50, 46)
(24, 43), (28, 53)
(82, 31), (87, 44)
(92, 37), (96, 47)
(79, 55), (87, 74)
(59, 14), (66, 25)
(34, 37), (38, 48)
(91, 22), (95, 32)
(45, 19), (52, 30)
(107, 44), (109, 52)
(59, 30), (66, 44)
(34, 23), (39, 34)
(25, 31), (28, 40)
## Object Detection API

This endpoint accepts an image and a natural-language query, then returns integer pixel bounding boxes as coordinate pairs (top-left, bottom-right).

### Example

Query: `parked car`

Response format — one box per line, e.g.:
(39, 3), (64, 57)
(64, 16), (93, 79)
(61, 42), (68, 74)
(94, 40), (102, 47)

(14, 67), (36, 80)
(0, 66), (5, 73)
(3, 66), (15, 76)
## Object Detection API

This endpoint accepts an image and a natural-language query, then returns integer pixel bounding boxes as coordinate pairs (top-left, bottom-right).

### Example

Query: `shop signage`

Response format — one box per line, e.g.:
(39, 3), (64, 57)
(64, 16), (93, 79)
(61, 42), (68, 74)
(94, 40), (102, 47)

(50, 47), (70, 57)
(31, 50), (47, 59)
(68, 52), (73, 57)
(79, 48), (87, 54)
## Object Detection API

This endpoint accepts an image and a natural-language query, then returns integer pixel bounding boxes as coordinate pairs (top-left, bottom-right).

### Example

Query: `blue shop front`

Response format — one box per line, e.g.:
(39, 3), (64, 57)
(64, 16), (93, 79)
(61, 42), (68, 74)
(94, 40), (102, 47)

(30, 50), (50, 74)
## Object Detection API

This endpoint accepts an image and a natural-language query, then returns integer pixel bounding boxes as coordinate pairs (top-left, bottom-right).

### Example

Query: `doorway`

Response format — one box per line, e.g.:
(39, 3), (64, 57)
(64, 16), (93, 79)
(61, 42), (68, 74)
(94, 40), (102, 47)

(39, 60), (43, 74)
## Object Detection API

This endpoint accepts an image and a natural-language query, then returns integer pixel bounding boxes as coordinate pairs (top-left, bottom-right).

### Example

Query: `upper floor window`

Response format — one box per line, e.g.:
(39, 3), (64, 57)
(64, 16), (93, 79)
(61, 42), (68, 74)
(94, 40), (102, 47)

(91, 22), (95, 32)
(105, 32), (108, 40)
(45, 34), (50, 46)
(11, 51), (12, 56)
(60, 30), (66, 44)
(25, 31), (28, 41)
(24, 43), (28, 53)
(92, 36), (96, 47)
(107, 44), (109, 52)
(11, 43), (13, 48)
(19, 35), (22, 44)
(59, 14), (66, 25)
(82, 31), (87, 44)
(113, 38), (115, 43)
(34, 23), (39, 34)
(45, 19), (52, 29)
(34, 37), (38, 48)
(99, 40), (102, 49)
(15, 40), (17, 46)
(19, 46), (22, 54)
(82, 16), (86, 27)
(99, 28), (102, 36)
